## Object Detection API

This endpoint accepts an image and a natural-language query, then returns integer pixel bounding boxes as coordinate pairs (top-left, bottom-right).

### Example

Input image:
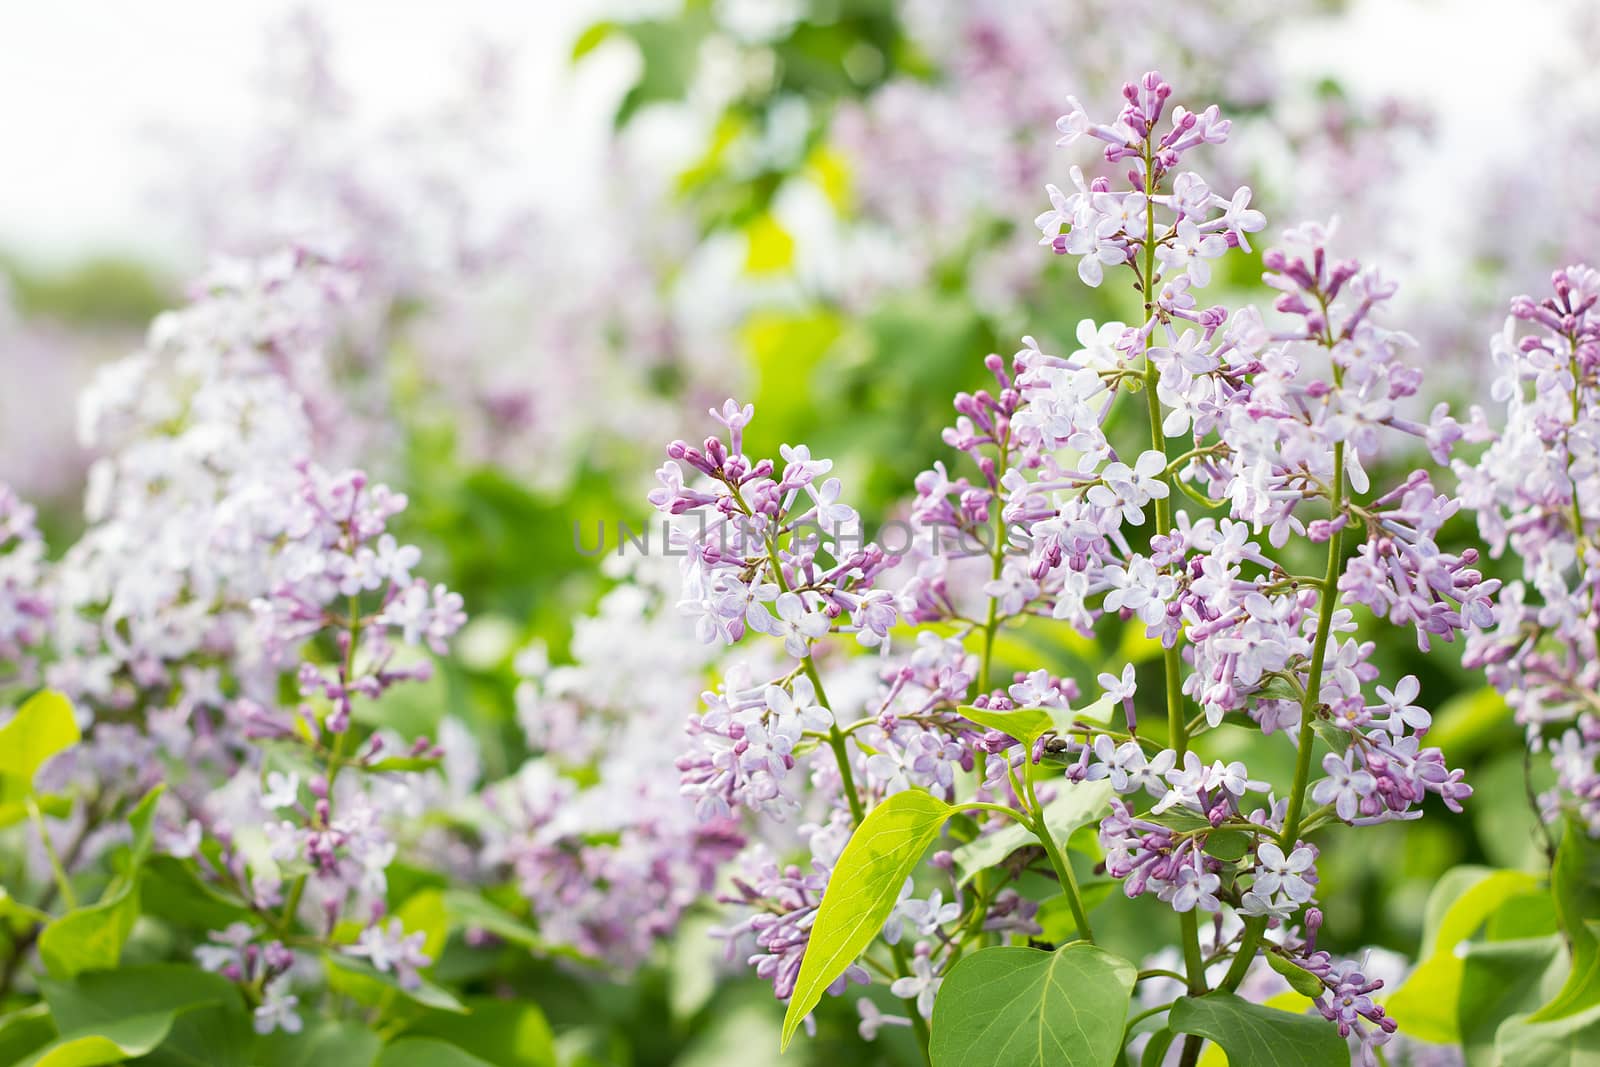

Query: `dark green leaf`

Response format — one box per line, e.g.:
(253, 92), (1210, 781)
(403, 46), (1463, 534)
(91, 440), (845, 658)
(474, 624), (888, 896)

(1531, 817), (1600, 1021)
(255, 1018), (382, 1067)
(929, 944), (1136, 1066)
(375, 1037), (495, 1067)
(402, 999), (556, 1067)
(1460, 937), (1565, 1064)
(1167, 993), (1347, 1067)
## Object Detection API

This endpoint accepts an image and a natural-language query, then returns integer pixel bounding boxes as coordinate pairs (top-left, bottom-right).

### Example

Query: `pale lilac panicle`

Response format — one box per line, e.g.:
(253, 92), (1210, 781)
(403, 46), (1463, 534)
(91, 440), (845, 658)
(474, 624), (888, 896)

(0, 486), (50, 691)
(1459, 265), (1600, 833)
(484, 561), (744, 968)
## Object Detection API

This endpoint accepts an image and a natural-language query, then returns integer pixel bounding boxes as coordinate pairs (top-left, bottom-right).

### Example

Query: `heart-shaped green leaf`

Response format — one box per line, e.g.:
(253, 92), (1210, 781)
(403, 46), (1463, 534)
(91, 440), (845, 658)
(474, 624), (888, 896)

(929, 944), (1136, 1066)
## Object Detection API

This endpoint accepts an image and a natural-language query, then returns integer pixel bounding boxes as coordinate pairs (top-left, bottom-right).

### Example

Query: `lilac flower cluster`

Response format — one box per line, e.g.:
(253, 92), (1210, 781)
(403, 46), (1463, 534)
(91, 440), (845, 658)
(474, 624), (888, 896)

(146, 456), (462, 1027)
(479, 562), (744, 968)
(1458, 265), (1600, 834)
(653, 71), (1487, 1065)
(0, 486), (50, 693)
(3, 244), (469, 1031)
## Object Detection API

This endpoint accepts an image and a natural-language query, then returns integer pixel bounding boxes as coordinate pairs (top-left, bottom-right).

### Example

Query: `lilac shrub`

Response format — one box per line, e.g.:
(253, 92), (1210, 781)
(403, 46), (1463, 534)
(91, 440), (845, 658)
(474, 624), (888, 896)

(653, 71), (1493, 1065)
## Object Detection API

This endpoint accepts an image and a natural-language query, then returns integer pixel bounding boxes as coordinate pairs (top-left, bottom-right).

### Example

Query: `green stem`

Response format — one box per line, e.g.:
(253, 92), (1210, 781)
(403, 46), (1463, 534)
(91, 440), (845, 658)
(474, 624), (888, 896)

(958, 801), (1032, 826)
(1032, 809), (1094, 943)
(27, 796), (76, 910)
(1136, 140), (1206, 1063)
(979, 427), (1012, 694)
(1223, 430), (1346, 995)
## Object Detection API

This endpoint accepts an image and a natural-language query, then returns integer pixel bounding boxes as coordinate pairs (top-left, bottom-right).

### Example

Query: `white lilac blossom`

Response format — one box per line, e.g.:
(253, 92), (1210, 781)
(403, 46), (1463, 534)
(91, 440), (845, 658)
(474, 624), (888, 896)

(1459, 265), (1600, 836)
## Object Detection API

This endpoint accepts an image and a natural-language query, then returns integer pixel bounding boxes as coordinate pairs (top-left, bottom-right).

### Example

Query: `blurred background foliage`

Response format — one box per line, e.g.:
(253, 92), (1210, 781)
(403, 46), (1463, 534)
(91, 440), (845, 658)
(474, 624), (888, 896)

(0, 0), (1544, 1063)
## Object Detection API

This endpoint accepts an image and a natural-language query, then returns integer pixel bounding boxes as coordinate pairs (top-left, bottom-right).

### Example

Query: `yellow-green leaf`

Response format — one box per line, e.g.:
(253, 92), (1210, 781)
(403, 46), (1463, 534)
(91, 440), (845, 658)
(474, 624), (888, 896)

(1384, 867), (1539, 1042)
(780, 789), (951, 1048)
(0, 691), (80, 803)
(744, 212), (795, 274)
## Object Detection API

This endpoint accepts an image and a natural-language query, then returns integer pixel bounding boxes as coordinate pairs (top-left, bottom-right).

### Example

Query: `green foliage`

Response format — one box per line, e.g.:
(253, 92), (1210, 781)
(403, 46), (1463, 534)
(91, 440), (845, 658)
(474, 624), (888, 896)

(254, 1019), (383, 1067)
(0, 255), (171, 327)
(1167, 993), (1348, 1067)
(375, 1037), (496, 1066)
(28, 964), (245, 1067)
(1495, 1003), (1600, 1066)
(0, 691), (80, 826)
(1265, 952), (1327, 999)
(1384, 867), (1540, 1043)
(780, 788), (951, 1047)
(1532, 817), (1600, 1021)
(37, 786), (163, 979)
(929, 944), (1136, 1066)
(950, 780), (1112, 888)
(401, 999), (557, 1067)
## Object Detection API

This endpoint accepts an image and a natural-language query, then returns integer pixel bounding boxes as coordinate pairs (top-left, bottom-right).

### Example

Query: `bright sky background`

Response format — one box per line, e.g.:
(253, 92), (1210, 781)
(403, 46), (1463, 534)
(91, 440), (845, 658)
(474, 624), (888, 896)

(0, 0), (1567, 270)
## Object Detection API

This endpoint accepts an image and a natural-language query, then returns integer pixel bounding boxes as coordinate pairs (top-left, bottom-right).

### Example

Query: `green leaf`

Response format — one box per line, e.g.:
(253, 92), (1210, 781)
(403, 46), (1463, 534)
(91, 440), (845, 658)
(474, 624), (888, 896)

(254, 1018), (382, 1067)
(951, 780), (1112, 887)
(1139, 1029), (1176, 1067)
(37, 786), (165, 978)
(438, 889), (597, 967)
(1384, 867), (1540, 1043)
(402, 1000), (556, 1067)
(36, 890), (139, 979)
(1266, 952), (1327, 999)
(929, 944), (1136, 1066)
(142, 1000), (254, 1067)
(959, 696), (1119, 750)
(780, 789), (951, 1049)
(376, 1037), (495, 1067)
(29, 965), (242, 1067)
(363, 756), (444, 775)
(956, 705), (1055, 746)
(324, 952), (467, 1015)
(569, 20), (616, 61)
(20, 1015), (176, 1067)
(1531, 817), (1600, 1021)
(39, 963), (239, 1034)
(1167, 993), (1347, 1067)
(1496, 1002), (1600, 1066)
(138, 856), (254, 931)
(0, 1004), (56, 1066)
(396, 889), (451, 963)
(0, 691), (80, 805)
(1460, 936), (1566, 1064)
